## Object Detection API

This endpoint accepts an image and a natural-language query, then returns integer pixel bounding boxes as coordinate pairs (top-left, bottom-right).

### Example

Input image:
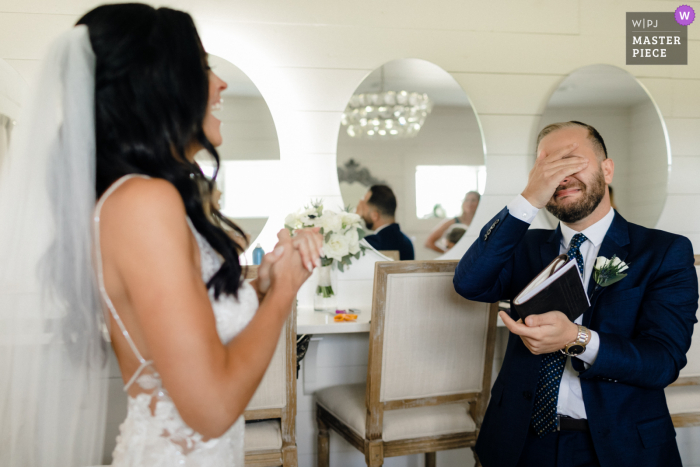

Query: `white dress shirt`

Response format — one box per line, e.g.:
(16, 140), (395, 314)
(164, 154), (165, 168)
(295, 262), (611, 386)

(507, 194), (615, 419)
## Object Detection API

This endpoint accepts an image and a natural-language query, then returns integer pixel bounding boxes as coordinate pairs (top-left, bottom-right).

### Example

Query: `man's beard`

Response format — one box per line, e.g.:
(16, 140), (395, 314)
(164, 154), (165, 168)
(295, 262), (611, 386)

(545, 169), (606, 224)
(363, 216), (374, 231)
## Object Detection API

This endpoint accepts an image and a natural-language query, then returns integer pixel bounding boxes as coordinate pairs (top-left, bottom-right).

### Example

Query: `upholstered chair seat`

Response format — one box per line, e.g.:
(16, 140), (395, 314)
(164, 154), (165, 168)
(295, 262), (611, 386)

(245, 420), (283, 452)
(316, 383), (475, 442)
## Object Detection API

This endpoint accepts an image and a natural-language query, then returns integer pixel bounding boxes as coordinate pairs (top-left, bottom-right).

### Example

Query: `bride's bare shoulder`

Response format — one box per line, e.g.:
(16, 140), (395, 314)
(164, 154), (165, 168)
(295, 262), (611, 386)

(99, 177), (191, 248)
(101, 176), (185, 221)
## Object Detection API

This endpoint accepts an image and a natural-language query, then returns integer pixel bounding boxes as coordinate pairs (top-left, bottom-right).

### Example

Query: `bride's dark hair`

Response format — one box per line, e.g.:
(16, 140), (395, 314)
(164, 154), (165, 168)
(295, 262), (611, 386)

(77, 3), (247, 297)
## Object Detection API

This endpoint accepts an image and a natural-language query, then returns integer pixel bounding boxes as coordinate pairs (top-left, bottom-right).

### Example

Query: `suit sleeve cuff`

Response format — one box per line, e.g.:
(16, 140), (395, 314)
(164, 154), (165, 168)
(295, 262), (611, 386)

(577, 330), (600, 368)
(507, 195), (539, 225)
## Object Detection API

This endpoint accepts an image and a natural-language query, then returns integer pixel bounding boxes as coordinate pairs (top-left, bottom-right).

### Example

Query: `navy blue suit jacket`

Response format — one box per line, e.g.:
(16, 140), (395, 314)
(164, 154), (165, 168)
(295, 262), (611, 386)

(364, 223), (415, 260)
(453, 207), (698, 467)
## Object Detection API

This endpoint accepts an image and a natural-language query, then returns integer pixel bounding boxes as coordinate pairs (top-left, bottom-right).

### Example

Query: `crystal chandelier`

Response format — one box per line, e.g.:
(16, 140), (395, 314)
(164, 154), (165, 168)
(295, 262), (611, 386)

(341, 67), (433, 139)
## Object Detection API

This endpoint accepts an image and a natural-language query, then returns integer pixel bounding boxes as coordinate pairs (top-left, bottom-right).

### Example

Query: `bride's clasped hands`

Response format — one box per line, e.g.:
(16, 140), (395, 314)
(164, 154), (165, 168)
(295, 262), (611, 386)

(250, 227), (324, 304)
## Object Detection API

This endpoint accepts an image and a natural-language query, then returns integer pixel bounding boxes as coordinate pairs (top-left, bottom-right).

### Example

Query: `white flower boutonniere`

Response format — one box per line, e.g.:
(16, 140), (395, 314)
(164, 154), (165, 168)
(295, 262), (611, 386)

(593, 255), (630, 289)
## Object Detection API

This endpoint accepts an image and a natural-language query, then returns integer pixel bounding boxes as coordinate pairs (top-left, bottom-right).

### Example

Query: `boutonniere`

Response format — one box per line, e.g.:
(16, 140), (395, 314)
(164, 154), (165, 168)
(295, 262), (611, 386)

(593, 255), (630, 291)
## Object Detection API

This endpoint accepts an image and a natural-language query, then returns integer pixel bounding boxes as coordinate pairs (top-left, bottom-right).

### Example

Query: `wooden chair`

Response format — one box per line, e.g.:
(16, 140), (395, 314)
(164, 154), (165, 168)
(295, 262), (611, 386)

(244, 266), (298, 467)
(377, 250), (400, 261)
(315, 260), (498, 467)
(665, 254), (700, 427)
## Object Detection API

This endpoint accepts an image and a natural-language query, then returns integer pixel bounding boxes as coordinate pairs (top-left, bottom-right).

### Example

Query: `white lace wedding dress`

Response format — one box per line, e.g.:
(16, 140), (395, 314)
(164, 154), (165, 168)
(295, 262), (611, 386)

(94, 175), (258, 466)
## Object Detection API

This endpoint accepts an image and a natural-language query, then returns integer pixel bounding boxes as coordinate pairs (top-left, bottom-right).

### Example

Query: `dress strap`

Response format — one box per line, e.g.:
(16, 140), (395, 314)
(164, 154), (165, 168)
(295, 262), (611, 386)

(94, 174), (154, 390)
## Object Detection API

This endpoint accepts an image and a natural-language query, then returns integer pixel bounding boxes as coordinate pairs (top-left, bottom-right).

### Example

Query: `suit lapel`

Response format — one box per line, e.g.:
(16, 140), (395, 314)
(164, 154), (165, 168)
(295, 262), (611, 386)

(583, 211), (631, 327)
(540, 225), (562, 270)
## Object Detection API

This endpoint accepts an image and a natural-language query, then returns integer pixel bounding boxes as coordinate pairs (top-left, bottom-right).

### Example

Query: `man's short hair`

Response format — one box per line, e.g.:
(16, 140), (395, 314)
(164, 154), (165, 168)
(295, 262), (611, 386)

(447, 227), (467, 245)
(536, 121), (608, 160)
(367, 185), (397, 218)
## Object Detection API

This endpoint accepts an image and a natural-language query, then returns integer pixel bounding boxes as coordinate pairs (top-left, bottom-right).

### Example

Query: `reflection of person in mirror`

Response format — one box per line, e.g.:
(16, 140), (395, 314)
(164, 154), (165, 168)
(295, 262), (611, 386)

(445, 227), (466, 250)
(453, 121), (697, 467)
(356, 185), (415, 260)
(424, 191), (480, 252)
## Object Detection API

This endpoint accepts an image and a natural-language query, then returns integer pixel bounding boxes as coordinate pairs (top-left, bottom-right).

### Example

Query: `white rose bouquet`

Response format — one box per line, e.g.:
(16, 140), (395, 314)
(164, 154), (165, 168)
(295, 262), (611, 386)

(285, 201), (367, 299)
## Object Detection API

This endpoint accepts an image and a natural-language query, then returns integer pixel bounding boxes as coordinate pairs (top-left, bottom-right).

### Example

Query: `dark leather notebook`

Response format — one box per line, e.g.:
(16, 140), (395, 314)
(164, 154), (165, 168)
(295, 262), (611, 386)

(512, 254), (590, 322)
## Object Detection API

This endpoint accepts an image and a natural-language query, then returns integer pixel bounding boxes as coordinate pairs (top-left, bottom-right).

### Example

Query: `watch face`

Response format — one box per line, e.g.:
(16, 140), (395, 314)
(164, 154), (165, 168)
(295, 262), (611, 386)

(568, 344), (584, 355)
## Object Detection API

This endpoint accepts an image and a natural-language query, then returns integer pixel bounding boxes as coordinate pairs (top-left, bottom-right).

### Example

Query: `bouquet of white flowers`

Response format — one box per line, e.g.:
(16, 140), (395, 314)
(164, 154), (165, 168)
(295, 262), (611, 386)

(285, 201), (367, 303)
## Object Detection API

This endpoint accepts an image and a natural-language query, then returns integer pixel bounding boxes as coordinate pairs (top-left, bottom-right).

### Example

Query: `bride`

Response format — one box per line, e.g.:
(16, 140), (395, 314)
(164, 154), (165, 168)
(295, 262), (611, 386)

(0, 3), (321, 466)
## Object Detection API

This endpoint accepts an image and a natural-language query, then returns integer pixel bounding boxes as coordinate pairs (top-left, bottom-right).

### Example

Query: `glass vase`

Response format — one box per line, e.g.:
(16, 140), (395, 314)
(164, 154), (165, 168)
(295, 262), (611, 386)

(314, 264), (337, 312)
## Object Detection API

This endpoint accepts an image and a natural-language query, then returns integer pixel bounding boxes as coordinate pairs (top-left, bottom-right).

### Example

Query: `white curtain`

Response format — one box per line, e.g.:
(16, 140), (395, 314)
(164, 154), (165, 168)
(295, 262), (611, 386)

(0, 114), (11, 168)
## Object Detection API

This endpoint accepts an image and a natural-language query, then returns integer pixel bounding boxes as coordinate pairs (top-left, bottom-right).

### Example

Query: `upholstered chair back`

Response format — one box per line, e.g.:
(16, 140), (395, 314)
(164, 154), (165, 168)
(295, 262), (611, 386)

(242, 266), (298, 466)
(246, 322), (287, 410)
(366, 260), (498, 429)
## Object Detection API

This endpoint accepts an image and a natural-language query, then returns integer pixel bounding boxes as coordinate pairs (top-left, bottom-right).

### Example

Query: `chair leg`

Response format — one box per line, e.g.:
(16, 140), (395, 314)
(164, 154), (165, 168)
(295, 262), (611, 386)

(317, 415), (330, 467)
(365, 440), (384, 467)
(425, 452), (436, 467)
(471, 447), (481, 467)
(283, 445), (298, 467)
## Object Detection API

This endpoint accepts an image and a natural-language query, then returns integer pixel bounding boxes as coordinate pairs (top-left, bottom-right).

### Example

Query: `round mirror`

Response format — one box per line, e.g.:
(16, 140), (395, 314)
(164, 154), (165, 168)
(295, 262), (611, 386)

(196, 55), (281, 248)
(336, 59), (486, 260)
(538, 64), (669, 229)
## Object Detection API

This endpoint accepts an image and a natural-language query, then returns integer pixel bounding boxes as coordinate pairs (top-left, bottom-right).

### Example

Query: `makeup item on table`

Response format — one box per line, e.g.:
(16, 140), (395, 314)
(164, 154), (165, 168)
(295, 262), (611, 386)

(252, 244), (264, 265)
(334, 314), (358, 322)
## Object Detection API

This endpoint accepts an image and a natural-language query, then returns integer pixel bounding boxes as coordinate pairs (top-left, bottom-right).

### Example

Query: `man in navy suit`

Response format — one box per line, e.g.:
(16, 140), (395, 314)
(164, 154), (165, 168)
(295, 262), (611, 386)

(454, 121), (698, 467)
(357, 185), (415, 260)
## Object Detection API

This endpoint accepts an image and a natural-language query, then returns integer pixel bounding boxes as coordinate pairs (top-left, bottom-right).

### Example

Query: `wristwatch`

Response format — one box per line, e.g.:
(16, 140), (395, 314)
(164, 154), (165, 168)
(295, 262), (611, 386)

(561, 325), (591, 357)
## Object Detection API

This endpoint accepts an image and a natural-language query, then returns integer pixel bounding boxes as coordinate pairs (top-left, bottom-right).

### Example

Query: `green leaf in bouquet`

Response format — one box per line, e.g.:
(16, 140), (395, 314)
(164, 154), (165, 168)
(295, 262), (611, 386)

(337, 262), (345, 273)
(325, 231), (332, 242)
(600, 273), (627, 288)
(357, 228), (367, 240)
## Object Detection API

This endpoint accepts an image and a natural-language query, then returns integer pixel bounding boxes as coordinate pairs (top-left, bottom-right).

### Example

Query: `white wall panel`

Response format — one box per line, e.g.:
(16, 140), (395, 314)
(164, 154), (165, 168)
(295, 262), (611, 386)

(668, 157), (700, 194)
(276, 68), (371, 112)
(665, 118), (700, 156)
(452, 73), (563, 116)
(479, 115), (540, 155)
(0, 13), (76, 59)
(672, 79), (700, 118)
(2, 1), (699, 466)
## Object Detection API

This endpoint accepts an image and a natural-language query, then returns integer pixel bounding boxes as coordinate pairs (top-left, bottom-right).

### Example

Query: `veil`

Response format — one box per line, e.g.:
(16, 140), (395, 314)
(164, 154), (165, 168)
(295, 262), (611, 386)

(0, 26), (109, 466)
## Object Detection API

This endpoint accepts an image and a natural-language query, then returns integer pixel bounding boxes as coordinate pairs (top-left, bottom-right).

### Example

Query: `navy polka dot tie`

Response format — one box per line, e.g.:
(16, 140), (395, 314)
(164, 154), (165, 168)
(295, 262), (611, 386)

(531, 233), (587, 437)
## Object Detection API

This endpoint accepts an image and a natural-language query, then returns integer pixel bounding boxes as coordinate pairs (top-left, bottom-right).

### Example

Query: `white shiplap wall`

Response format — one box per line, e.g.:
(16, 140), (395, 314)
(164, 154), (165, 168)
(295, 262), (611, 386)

(2, 1), (699, 466)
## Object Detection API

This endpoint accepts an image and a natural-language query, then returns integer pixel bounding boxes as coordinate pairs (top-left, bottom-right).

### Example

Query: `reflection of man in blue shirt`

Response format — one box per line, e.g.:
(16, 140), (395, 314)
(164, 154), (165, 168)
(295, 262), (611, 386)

(356, 185), (415, 260)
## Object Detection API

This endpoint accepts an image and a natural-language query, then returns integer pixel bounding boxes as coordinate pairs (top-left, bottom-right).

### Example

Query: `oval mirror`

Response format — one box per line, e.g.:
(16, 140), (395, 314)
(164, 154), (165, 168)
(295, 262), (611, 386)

(537, 64), (670, 229)
(336, 59), (486, 260)
(196, 54), (281, 249)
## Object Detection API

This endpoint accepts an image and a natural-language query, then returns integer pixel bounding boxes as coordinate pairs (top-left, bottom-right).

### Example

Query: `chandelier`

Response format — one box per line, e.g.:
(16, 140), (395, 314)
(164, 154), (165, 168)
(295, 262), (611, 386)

(341, 67), (433, 139)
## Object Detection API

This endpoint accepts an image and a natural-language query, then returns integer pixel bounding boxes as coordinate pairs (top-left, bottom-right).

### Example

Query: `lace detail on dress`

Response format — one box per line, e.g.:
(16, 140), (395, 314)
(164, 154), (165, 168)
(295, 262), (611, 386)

(94, 175), (258, 467)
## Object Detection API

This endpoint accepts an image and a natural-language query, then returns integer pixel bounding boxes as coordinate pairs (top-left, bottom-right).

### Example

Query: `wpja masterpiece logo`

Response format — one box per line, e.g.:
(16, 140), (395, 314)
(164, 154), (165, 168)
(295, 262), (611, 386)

(626, 6), (694, 65)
